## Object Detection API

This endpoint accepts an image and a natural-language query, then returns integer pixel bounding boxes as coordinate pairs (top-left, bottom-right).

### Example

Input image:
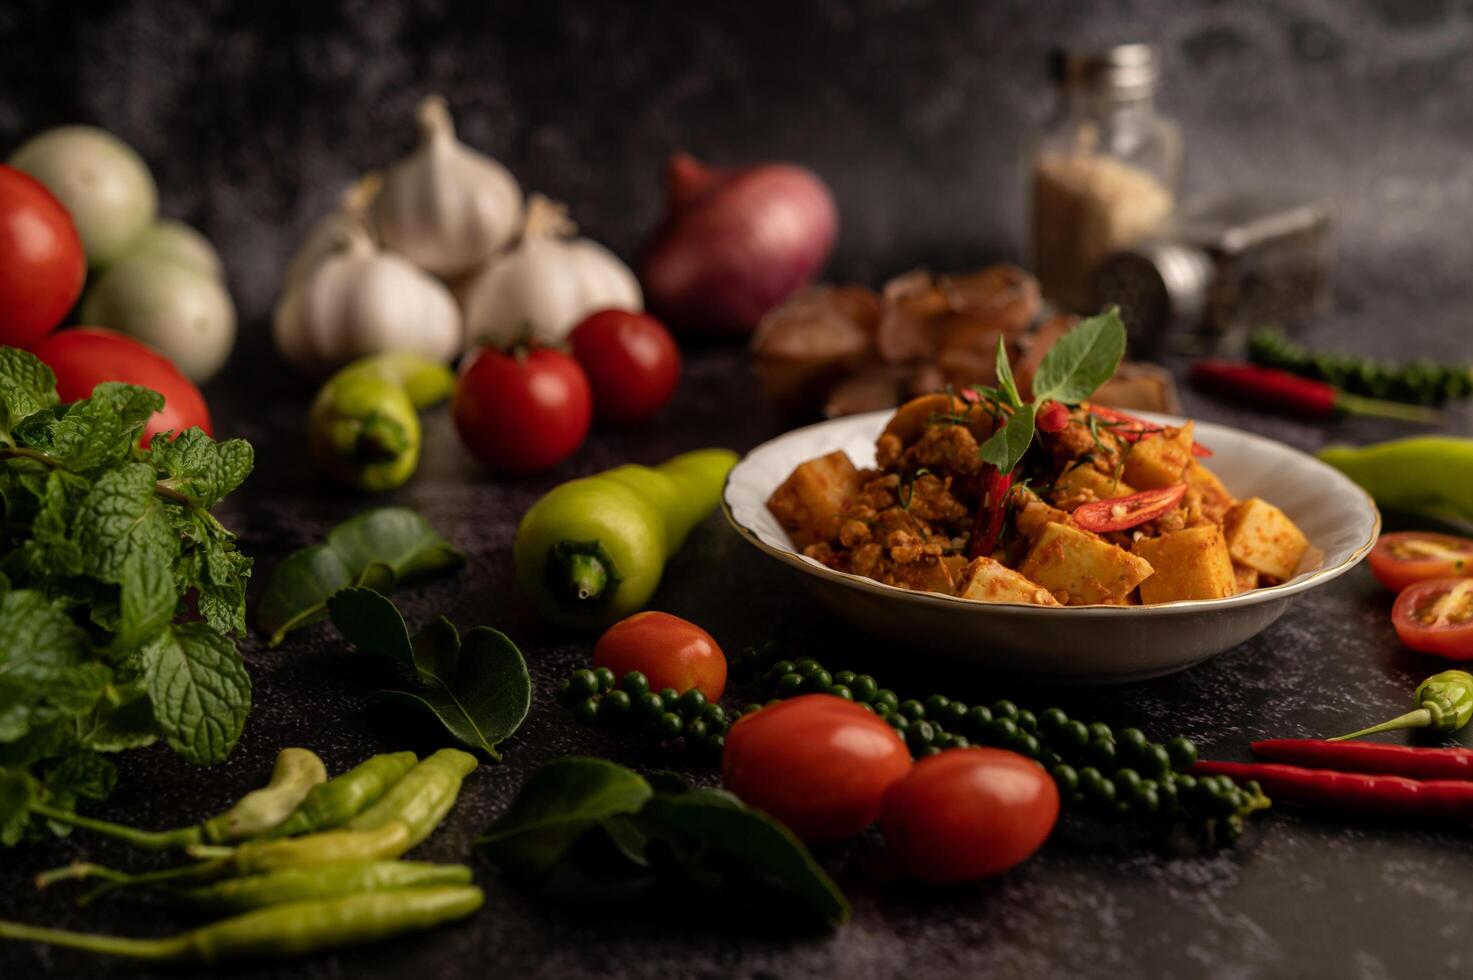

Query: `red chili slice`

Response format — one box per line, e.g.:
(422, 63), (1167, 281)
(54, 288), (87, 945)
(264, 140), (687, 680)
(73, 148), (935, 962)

(1084, 404), (1213, 457)
(1071, 483), (1187, 533)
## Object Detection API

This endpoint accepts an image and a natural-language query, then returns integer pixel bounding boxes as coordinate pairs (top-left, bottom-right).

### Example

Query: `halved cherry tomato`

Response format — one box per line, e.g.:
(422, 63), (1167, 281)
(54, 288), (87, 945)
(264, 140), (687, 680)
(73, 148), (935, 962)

(1084, 404), (1213, 457)
(593, 611), (726, 701)
(1071, 483), (1186, 533)
(722, 694), (912, 843)
(1035, 399), (1069, 433)
(1392, 578), (1473, 659)
(1368, 532), (1473, 593)
(881, 747), (1058, 883)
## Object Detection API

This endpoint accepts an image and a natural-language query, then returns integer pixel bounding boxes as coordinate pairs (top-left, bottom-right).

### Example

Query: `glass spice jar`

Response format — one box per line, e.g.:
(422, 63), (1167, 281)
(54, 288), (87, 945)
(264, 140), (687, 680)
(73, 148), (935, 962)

(1026, 44), (1182, 313)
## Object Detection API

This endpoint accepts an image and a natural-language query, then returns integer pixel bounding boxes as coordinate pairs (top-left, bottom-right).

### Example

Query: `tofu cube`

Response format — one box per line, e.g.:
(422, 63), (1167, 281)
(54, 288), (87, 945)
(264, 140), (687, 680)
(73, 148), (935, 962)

(766, 451), (863, 549)
(1184, 459), (1235, 523)
(1233, 563), (1260, 594)
(1132, 525), (1237, 604)
(1223, 497), (1310, 581)
(958, 557), (1061, 606)
(1123, 422), (1195, 489)
(1019, 522), (1154, 605)
(1053, 464), (1135, 505)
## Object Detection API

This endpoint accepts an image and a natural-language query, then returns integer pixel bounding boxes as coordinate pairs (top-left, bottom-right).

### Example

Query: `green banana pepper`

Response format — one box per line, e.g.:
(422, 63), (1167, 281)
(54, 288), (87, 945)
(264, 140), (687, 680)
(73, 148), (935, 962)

(514, 448), (738, 629)
(1319, 437), (1473, 527)
(308, 353), (455, 492)
(1330, 669), (1473, 741)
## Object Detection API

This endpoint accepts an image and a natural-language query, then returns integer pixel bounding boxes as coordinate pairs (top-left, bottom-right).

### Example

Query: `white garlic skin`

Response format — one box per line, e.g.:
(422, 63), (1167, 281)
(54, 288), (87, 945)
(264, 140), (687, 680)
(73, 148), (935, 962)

(374, 95), (523, 280)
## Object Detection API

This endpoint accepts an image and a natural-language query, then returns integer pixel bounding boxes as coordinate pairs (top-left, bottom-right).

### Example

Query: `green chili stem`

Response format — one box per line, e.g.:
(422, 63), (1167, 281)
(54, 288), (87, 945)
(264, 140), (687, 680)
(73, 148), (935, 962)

(1327, 707), (1433, 742)
(564, 553), (608, 603)
(34, 861), (130, 890)
(0, 920), (184, 961)
(27, 803), (199, 852)
(1335, 394), (1443, 424)
(73, 858), (232, 908)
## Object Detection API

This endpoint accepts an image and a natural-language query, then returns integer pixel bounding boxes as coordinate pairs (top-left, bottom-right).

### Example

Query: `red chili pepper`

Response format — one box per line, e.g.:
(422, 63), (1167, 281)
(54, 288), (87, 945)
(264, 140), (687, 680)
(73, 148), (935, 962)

(968, 467), (1013, 559)
(1251, 739), (1473, 781)
(1193, 760), (1473, 819)
(1083, 404), (1213, 457)
(1072, 483), (1186, 534)
(1036, 400), (1069, 433)
(1190, 360), (1441, 423)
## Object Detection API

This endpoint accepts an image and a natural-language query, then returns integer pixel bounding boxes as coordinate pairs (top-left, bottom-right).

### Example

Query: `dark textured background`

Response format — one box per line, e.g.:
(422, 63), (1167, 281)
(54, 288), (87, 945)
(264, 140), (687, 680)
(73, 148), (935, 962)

(2, 1), (1472, 977)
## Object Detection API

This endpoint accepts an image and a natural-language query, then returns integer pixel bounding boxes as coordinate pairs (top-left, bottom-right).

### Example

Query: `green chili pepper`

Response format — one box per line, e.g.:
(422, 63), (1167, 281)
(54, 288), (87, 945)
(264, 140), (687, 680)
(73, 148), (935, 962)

(346, 748), (478, 848)
(269, 751), (418, 839)
(193, 819), (416, 874)
(309, 353), (454, 492)
(28, 748), (329, 851)
(174, 861), (473, 914)
(514, 448), (738, 629)
(1318, 437), (1473, 527)
(1329, 670), (1473, 741)
(0, 886), (484, 963)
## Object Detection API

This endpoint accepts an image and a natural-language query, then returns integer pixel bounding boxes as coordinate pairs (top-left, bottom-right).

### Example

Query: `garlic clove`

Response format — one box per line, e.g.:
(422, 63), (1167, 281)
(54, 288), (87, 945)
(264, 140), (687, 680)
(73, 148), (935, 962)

(373, 95), (523, 280)
(285, 174), (382, 288)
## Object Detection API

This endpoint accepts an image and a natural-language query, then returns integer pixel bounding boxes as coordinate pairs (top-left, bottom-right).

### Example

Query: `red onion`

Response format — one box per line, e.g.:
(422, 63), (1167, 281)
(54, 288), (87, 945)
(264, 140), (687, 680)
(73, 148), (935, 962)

(640, 152), (838, 337)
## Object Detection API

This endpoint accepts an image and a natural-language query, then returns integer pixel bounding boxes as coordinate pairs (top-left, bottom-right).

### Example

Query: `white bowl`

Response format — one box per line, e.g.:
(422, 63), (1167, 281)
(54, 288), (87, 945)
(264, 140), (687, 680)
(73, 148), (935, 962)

(723, 409), (1379, 683)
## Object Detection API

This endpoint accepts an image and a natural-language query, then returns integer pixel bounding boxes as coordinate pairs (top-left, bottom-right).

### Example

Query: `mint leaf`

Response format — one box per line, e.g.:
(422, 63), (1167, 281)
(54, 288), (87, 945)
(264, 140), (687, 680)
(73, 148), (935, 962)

(995, 335), (1022, 408)
(979, 403), (1036, 475)
(114, 556), (176, 653)
(76, 687), (159, 753)
(1030, 308), (1127, 405)
(0, 590), (88, 683)
(72, 463), (177, 584)
(140, 625), (250, 765)
(0, 348), (58, 440)
(45, 752), (117, 802)
(151, 429), (255, 508)
(46, 383), (162, 470)
(0, 768), (37, 845)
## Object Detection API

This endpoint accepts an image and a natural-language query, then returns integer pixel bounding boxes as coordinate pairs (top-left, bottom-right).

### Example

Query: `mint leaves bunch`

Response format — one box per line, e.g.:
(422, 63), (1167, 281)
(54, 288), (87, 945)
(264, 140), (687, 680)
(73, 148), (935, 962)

(975, 307), (1128, 475)
(0, 347), (255, 844)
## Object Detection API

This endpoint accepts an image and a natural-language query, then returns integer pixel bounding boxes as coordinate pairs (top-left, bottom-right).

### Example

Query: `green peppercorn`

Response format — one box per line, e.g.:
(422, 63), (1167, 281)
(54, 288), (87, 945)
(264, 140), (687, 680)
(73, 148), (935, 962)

(742, 703), (764, 717)
(704, 733), (726, 759)
(1038, 707), (1069, 733)
(1088, 776), (1117, 808)
(801, 669), (833, 693)
(686, 718), (709, 741)
(899, 699), (926, 721)
(1114, 768), (1142, 796)
(1139, 744), (1172, 779)
(828, 684), (853, 702)
(593, 667), (617, 692)
(1015, 709), (1038, 734)
(938, 701), (968, 727)
(858, 701), (875, 713)
(987, 717), (1019, 744)
(603, 690), (632, 717)
(1077, 766), (1105, 796)
(1013, 732), (1041, 758)
(619, 671), (650, 699)
(794, 657), (822, 676)
(1166, 736), (1198, 770)
(656, 712), (685, 739)
(919, 745), (942, 758)
(874, 690), (900, 712)
(1133, 786), (1161, 815)
(1117, 727), (1148, 760)
(851, 675), (879, 703)
(1086, 738), (1117, 769)
(1087, 721), (1113, 743)
(569, 669), (599, 700)
(948, 734), (971, 750)
(776, 672), (805, 697)
(659, 688), (680, 710)
(677, 689), (707, 717)
(1039, 750), (1063, 771)
(768, 660), (797, 682)
(873, 701), (894, 719)
(833, 670), (857, 686)
(888, 714), (910, 732)
(637, 691), (665, 723)
(924, 694), (951, 715)
(700, 704), (727, 729)
(1175, 773), (1197, 793)
(1051, 764), (1080, 795)
(573, 697), (600, 726)
(962, 705), (993, 734)
(1059, 720), (1090, 753)
(760, 640), (786, 663)
(907, 721), (937, 751)
(992, 699), (1018, 720)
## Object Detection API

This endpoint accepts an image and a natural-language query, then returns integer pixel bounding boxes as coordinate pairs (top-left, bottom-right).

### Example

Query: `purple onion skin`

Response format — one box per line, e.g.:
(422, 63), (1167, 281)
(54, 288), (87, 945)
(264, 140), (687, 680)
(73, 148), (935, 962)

(640, 153), (838, 337)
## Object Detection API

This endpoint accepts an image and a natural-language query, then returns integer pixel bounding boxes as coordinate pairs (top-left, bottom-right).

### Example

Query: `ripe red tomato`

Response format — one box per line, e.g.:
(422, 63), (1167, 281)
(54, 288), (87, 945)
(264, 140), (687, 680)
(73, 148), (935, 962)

(1071, 483), (1187, 533)
(0, 165), (85, 349)
(881, 747), (1058, 883)
(722, 694), (912, 843)
(594, 611), (726, 700)
(1368, 532), (1473, 593)
(32, 327), (212, 442)
(1391, 577), (1473, 659)
(454, 346), (591, 474)
(568, 309), (681, 424)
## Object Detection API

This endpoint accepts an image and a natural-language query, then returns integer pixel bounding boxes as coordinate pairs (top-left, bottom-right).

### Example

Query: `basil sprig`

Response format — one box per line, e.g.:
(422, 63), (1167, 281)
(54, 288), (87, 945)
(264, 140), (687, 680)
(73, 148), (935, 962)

(976, 307), (1126, 475)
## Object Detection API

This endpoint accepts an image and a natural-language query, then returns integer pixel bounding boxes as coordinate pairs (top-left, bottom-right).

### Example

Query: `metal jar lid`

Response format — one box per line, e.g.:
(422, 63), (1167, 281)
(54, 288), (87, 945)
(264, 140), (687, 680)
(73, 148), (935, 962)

(1050, 44), (1160, 98)
(1093, 241), (1212, 352)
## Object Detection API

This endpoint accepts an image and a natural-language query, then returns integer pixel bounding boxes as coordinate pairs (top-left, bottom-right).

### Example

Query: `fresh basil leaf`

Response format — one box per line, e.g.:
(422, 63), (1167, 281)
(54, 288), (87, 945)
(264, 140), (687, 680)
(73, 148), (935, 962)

(1030, 307), (1127, 405)
(995, 335), (1022, 408)
(638, 788), (850, 929)
(479, 757), (654, 883)
(257, 508), (463, 647)
(140, 625), (250, 766)
(0, 768), (37, 846)
(979, 403), (1036, 475)
(150, 428), (255, 508)
(0, 348), (58, 441)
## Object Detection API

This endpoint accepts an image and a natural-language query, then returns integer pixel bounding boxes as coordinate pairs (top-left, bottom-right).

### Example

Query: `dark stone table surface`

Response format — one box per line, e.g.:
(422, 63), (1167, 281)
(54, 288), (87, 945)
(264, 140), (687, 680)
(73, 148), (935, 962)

(3, 1), (1473, 978)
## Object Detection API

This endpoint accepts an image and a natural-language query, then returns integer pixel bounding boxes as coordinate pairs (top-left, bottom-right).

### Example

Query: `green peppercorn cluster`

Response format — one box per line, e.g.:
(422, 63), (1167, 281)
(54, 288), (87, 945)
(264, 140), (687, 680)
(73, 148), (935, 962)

(1250, 329), (1472, 405)
(558, 667), (731, 761)
(729, 645), (1269, 843)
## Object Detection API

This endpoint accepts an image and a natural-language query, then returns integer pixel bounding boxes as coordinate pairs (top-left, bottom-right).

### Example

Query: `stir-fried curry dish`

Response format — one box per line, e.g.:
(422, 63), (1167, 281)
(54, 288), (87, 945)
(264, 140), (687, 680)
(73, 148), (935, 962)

(766, 393), (1310, 606)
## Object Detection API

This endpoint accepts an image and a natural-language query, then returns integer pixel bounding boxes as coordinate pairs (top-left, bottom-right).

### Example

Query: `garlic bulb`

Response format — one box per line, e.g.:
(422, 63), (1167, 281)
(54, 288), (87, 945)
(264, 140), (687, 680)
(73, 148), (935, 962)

(373, 95), (523, 279)
(463, 195), (642, 348)
(273, 227), (462, 375)
(285, 174), (382, 288)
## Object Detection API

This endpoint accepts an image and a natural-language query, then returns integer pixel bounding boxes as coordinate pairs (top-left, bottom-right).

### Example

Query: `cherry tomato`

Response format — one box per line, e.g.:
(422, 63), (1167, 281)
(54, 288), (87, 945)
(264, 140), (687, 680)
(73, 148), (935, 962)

(881, 747), (1058, 883)
(568, 309), (681, 424)
(453, 345), (592, 474)
(0, 165), (85, 349)
(594, 611), (726, 701)
(722, 694), (911, 842)
(1035, 400), (1069, 433)
(31, 327), (212, 442)
(1071, 483), (1186, 533)
(1085, 404), (1213, 457)
(1392, 577), (1473, 659)
(1368, 532), (1473, 593)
